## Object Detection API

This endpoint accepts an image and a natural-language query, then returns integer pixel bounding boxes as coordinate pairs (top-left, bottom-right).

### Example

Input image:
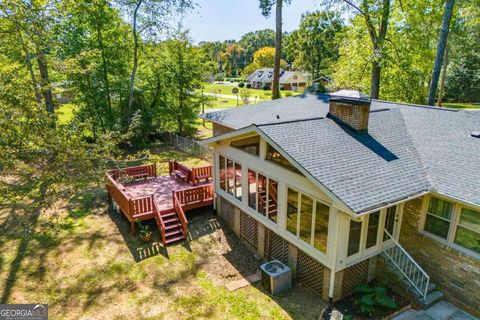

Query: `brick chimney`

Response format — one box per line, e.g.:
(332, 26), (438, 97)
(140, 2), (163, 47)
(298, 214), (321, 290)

(328, 89), (371, 133)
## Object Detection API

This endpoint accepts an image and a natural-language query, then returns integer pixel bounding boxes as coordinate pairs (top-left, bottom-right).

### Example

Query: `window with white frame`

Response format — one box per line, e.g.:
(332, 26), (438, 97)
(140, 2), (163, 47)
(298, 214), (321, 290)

(423, 196), (480, 255)
(247, 168), (278, 222)
(286, 187), (330, 253)
(218, 155), (242, 200)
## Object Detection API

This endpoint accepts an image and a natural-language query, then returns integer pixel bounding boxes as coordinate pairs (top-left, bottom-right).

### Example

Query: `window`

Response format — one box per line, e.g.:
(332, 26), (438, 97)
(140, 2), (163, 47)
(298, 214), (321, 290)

(219, 155), (242, 202)
(383, 206), (397, 241)
(286, 186), (330, 254)
(424, 197), (453, 239)
(299, 195), (313, 244)
(348, 220), (362, 256)
(234, 163), (242, 200)
(366, 211), (380, 249)
(219, 155), (226, 191)
(286, 188), (299, 235)
(422, 196), (480, 256)
(226, 159), (234, 196)
(314, 202), (329, 253)
(231, 136), (260, 156)
(265, 143), (302, 175)
(247, 169), (278, 222)
(268, 179), (278, 222)
(248, 169), (257, 210)
(454, 208), (480, 254)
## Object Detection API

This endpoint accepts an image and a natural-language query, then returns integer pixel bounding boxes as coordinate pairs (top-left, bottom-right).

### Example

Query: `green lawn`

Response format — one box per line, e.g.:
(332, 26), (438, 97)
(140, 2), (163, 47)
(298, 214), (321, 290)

(57, 103), (76, 124)
(0, 147), (325, 319)
(443, 102), (480, 109)
(199, 83), (302, 100)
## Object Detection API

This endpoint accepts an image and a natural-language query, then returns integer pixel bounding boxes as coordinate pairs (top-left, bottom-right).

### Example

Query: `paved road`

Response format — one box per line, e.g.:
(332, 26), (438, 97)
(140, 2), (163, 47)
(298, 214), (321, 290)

(203, 92), (262, 103)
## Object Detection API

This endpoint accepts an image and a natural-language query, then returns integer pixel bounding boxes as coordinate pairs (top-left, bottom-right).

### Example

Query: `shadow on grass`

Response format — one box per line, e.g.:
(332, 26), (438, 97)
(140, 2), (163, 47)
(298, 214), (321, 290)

(107, 207), (169, 262)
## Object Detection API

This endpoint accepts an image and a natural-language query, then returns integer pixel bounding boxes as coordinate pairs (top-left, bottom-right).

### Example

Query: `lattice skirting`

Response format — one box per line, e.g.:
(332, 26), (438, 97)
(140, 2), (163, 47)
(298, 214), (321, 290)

(296, 249), (326, 295)
(341, 260), (369, 297)
(264, 228), (289, 265)
(240, 211), (258, 249)
(218, 196), (235, 229)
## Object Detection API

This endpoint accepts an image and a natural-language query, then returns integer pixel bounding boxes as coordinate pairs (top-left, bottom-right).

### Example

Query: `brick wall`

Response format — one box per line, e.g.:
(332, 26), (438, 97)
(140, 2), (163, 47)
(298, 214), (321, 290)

(212, 123), (234, 136)
(399, 197), (480, 316)
(329, 102), (370, 132)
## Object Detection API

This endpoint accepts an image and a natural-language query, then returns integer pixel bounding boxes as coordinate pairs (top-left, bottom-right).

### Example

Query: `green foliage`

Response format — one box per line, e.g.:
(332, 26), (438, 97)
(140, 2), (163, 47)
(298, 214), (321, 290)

(284, 11), (343, 79)
(238, 82), (245, 88)
(246, 83), (252, 89)
(239, 29), (275, 65)
(353, 284), (397, 317)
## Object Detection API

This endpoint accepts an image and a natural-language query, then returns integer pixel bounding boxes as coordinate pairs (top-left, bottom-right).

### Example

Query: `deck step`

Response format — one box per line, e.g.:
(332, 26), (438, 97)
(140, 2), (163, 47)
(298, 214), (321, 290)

(161, 211), (177, 219)
(163, 217), (180, 224)
(165, 228), (183, 237)
(165, 222), (182, 230)
(165, 234), (186, 245)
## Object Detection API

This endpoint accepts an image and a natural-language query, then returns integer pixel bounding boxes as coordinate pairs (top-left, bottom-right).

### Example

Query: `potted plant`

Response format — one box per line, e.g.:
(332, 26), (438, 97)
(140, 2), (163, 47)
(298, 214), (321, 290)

(137, 220), (152, 243)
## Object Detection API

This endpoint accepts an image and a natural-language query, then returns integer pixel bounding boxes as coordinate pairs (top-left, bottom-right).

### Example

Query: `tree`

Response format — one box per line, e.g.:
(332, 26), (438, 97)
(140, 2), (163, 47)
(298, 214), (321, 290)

(340, 0), (392, 99)
(259, 0), (291, 100)
(427, 0), (456, 105)
(117, 0), (194, 126)
(239, 29), (276, 65)
(284, 11), (343, 79)
(244, 47), (287, 76)
(0, 0), (58, 122)
(221, 43), (246, 77)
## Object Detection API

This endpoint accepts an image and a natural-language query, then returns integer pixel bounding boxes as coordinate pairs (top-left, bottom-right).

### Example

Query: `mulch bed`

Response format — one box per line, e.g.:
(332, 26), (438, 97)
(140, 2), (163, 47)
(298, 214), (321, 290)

(322, 283), (411, 320)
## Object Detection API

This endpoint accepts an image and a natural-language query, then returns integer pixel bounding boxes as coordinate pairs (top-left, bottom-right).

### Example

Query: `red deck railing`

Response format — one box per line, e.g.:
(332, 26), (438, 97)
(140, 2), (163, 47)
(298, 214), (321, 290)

(174, 184), (214, 211)
(106, 163), (213, 238)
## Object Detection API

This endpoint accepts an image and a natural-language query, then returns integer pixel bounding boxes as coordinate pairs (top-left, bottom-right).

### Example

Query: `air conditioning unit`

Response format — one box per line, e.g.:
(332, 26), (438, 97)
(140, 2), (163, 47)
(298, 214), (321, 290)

(260, 260), (292, 295)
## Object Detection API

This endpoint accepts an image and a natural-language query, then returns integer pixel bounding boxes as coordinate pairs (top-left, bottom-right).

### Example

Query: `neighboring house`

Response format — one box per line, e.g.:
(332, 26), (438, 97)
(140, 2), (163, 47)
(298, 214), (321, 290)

(200, 90), (480, 316)
(246, 68), (307, 92)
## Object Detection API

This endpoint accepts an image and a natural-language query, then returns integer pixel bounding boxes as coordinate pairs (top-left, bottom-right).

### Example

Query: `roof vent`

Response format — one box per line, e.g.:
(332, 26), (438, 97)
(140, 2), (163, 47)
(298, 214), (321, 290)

(471, 131), (480, 138)
(328, 90), (371, 133)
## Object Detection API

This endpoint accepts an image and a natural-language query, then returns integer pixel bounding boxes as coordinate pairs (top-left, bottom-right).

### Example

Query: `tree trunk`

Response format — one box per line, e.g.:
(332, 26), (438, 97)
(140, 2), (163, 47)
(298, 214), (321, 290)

(19, 32), (42, 105)
(437, 45), (449, 107)
(97, 27), (113, 127)
(271, 0), (282, 100)
(127, 0), (143, 126)
(428, 0), (455, 105)
(36, 48), (55, 126)
(370, 59), (381, 100)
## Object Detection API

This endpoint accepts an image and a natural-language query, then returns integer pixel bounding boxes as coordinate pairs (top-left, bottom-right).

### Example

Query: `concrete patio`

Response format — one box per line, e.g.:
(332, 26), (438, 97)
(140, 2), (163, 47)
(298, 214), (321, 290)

(393, 301), (478, 320)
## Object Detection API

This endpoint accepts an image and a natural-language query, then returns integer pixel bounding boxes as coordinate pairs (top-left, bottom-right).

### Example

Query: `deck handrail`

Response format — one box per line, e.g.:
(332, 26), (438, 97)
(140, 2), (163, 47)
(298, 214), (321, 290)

(152, 197), (167, 244)
(108, 163), (157, 182)
(173, 192), (188, 236)
(174, 184), (214, 205)
(191, 165), (213, 185)
(382, 229), (430, 299)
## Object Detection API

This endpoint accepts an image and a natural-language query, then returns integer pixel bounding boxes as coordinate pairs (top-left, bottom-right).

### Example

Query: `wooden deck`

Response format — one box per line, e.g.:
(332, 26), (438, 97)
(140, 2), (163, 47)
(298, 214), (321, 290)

(106, 162), (213, 245)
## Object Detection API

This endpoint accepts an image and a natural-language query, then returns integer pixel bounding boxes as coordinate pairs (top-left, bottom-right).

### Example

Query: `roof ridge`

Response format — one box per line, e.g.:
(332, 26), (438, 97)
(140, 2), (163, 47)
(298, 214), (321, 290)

(397, 108), (434, 189)
(256, 117), (324, 127)
(372, 99), (460, 112)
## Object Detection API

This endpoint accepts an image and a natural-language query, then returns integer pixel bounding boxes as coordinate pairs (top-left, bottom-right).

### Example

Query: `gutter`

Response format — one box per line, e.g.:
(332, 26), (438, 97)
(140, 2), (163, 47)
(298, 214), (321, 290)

(355, 190), (430, 216)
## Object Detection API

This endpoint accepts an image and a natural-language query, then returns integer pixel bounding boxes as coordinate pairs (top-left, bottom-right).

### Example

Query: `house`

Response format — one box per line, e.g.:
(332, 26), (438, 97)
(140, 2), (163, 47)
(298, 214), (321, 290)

(246, 68), (307, 92)
(200, 90), (480, 316)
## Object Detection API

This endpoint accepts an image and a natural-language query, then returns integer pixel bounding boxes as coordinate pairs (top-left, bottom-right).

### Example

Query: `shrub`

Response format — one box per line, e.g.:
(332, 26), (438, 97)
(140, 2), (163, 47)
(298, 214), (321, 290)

(214, 73), (225, 81)
(238, 82), (245, 88)
(284, 92), (293, 97)
(353, 284), (396, 317)
(246, 83), (252, 89)
(262, 84), (270, 91)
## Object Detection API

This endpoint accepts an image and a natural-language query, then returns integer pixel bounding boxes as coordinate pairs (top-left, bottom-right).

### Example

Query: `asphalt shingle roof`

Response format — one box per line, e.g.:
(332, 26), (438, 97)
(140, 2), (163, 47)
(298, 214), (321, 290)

(203, 93), (480, 213)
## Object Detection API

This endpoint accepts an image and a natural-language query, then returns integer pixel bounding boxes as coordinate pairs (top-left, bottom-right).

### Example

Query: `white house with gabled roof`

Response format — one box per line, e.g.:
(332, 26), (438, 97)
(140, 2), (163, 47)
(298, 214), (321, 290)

(199, 90), (480, 316)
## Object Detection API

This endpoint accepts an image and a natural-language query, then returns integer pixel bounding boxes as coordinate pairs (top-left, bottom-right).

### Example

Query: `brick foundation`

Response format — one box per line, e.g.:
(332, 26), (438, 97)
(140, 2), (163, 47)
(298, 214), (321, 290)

(397, 197), (480, 317)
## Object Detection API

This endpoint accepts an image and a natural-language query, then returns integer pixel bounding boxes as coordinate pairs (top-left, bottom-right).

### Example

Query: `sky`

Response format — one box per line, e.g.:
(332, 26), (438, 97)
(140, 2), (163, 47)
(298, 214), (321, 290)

(183, 0), (324, 43)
